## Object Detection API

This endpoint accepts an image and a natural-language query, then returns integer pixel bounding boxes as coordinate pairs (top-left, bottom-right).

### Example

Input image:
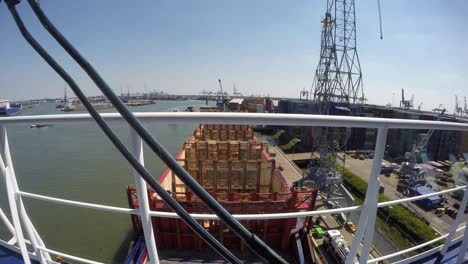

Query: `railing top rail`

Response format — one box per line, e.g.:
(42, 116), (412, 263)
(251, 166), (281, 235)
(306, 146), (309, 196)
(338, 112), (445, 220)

(18, 184), (466, 220)
(1, 112), (468, 131)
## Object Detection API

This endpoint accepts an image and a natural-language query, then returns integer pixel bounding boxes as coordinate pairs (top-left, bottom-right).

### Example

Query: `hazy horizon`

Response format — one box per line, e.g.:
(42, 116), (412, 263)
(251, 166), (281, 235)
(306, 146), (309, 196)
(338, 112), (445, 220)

(1, 1), (467, 112)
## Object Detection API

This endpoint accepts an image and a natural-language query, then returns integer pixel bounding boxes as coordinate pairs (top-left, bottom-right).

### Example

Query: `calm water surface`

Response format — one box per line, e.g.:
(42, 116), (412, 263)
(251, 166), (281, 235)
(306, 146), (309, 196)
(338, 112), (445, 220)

(0, 100), (211, 262)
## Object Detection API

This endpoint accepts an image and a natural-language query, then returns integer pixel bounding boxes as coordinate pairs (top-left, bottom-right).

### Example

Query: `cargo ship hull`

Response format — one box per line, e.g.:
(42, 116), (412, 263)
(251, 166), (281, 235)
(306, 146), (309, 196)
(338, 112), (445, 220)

(0, 102), (21, 116)
(126, 124), (317, 260)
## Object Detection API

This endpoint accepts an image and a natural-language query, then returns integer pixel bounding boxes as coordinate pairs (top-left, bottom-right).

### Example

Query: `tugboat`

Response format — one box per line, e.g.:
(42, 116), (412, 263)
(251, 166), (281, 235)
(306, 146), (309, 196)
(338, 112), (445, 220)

(0, 100), (21, 116)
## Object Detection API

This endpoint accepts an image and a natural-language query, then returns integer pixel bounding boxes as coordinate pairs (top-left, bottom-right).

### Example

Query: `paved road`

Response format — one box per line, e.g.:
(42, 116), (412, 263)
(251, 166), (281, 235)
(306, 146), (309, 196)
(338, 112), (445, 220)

(342, 155), (467, 236)
(269, 146), (304, 187)
(284, 152), (314, 161)
(312, 199), (385, 263)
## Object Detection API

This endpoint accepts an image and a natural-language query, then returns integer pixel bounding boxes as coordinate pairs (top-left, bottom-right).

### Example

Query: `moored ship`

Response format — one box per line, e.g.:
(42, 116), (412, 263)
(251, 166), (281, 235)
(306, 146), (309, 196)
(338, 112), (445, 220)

(0, 100), (21, 116)
(126, 123), (317, 261)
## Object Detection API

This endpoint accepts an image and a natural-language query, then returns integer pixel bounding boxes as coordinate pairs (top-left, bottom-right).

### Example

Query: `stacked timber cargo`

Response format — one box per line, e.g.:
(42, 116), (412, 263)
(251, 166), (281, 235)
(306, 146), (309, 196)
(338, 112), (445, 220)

(126, 124), (317, 253)
(182, 124), (273, 195)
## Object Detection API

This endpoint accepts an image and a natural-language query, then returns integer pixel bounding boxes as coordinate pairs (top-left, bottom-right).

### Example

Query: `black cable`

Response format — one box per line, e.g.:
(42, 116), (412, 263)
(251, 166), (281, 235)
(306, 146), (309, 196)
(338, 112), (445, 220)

(378, 0), (383, 40)
(26, 1), (287, 263)
(4, 1), (241, 263)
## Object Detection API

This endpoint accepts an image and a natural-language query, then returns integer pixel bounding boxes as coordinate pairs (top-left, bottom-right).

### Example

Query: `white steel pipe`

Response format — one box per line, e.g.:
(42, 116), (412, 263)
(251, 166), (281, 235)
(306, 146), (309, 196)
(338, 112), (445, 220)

(347, 127), (388, 264)
(18, 185), (468, 221)
(441, 184), (468, 254)
(457, 222), (468, 264)
(18, 191), (139, 215)
(4, 170), (32, 264)
(18, 189), (361, 219)
(1, 127), (32, 264)
(2, 126), (52, 262)
(0, 112), (467, 131)
(377, 185), (466, 207)
(0, 199), (16, 236)
(360, 128), (388, 264)
(368, 226), (466, 263)
(130, 128), (159, 264)
(37, 246), (104, 264)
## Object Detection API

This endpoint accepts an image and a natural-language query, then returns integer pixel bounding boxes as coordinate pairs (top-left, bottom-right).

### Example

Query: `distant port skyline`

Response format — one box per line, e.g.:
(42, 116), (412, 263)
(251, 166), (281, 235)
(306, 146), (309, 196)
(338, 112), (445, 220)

(1, 1), (467, 112)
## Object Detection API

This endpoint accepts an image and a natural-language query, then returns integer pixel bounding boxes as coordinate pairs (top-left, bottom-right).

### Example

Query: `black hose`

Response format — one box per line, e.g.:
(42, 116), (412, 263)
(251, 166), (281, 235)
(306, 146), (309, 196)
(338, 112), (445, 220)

(26, 1), (287, 263)
(4, 1), (241, 263)
(378, 0), (383, 40)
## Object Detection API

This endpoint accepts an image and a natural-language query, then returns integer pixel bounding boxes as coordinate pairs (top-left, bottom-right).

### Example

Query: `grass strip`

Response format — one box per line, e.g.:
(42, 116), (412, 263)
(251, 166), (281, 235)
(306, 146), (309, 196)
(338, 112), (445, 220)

(339, 165), (442, 250)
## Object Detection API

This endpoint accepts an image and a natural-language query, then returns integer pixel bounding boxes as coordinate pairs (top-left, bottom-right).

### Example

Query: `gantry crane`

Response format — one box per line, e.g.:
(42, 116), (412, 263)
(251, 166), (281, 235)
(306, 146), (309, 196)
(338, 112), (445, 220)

(400, 89), (413, 110)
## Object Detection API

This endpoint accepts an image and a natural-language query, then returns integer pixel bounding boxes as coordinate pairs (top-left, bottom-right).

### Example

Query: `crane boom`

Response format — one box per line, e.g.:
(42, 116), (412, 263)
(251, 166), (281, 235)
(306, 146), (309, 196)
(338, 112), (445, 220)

(409, 109), (445, 162)
(218, 79), (223, 94)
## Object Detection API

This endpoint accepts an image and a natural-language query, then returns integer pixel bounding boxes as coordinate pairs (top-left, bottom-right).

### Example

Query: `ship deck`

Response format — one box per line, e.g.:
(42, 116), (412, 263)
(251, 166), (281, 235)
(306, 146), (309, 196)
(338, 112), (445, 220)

(0, 245), (39, 264)
(268, 146), (304, 187)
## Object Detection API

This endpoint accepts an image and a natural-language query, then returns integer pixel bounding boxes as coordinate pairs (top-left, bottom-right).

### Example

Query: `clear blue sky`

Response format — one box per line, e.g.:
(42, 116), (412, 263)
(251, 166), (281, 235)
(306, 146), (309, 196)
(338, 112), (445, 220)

(0, 1), (467, 112)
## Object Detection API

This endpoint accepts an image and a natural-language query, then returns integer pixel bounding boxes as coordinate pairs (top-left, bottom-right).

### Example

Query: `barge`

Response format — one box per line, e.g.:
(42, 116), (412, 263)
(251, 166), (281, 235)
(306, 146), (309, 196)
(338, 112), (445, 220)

(126, 124), (318, 261)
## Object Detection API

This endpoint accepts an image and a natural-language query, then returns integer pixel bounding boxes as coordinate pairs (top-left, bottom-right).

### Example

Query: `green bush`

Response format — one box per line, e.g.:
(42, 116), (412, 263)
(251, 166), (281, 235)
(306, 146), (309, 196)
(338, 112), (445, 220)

(339, 166), (440, 247)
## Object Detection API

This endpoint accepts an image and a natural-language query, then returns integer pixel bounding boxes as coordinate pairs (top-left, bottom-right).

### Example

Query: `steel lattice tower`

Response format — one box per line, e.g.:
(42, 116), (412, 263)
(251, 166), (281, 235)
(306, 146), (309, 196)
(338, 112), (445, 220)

(299, 0), (363, 197)
(311, 0), (363, 112)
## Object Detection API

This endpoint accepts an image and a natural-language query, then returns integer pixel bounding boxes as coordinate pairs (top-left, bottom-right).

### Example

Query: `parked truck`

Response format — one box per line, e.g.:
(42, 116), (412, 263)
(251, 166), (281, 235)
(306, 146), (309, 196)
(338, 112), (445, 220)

(323, 230), (359, 264)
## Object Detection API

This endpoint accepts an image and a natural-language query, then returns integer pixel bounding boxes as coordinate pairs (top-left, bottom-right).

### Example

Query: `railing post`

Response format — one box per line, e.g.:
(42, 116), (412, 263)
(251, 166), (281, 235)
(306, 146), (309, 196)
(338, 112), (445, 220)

(130, 128), (160, 264)
(0, 126), (32, 264)
(346, 127), (388, 264)
(456, 220), (468, 264)
(441, 184), (468, 254)
(0, 207), (16, 237)
(1, 126), (52, 263)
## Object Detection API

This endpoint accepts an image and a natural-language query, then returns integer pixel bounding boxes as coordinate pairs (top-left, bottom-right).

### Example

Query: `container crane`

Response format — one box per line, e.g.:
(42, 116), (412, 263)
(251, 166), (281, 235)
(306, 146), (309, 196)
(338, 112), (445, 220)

(400, 89), (413, 110)
(216, 79), (229, 110)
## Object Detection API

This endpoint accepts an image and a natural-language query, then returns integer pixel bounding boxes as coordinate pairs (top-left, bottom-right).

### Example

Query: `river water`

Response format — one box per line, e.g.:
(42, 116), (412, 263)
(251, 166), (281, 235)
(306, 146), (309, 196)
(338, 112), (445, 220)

(0, 101), (401, 262)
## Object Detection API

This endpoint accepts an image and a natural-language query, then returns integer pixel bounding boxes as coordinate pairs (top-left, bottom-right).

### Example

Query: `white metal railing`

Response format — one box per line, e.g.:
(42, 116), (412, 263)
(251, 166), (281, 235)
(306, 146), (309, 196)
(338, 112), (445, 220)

(0, 112), (467, 264)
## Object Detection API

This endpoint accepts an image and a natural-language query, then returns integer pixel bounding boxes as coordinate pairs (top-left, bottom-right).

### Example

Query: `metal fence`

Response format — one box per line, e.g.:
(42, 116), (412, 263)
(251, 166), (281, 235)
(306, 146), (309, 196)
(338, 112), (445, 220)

(1, 112), (468, 264)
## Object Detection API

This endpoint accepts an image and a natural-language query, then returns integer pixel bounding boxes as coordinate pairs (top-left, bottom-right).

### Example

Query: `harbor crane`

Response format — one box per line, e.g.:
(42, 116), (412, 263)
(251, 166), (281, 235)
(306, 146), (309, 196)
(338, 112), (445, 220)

(200, 79), (229, 107)
(432, 104), (445, 114)
(299, 88), (309, 100)
(464, 96), (468, 116)
(398, 109), (446, 187)
(216, 79), (229, 109)
(232, 83), (242, 97)
(400, 89), (413, 110)
(454, 95), (463, 116)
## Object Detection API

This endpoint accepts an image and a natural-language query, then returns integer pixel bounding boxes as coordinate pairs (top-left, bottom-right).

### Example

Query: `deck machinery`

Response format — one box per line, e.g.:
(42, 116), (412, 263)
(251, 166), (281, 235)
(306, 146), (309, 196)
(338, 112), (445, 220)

(127, 124), (317, 258)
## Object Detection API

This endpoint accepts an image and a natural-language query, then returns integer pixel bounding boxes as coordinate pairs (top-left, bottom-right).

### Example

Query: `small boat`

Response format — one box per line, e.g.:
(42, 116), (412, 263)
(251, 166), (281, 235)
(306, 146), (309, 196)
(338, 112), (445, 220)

(185, 106), (195, 112)
(172, 108), (180, 112)
(30, 124), (52, 128)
